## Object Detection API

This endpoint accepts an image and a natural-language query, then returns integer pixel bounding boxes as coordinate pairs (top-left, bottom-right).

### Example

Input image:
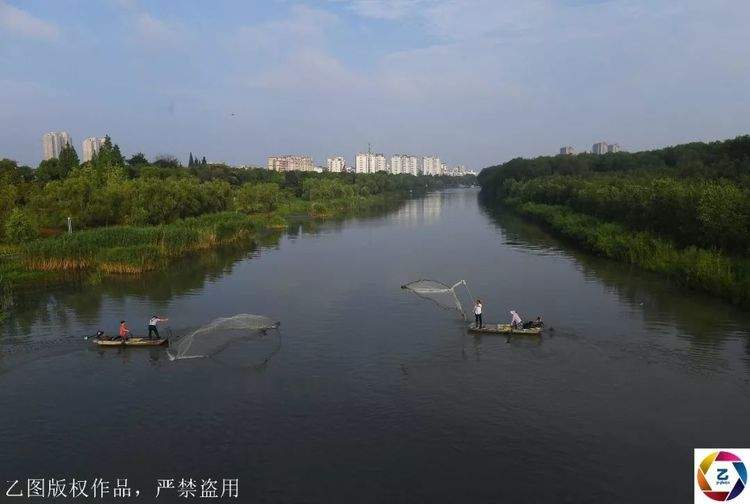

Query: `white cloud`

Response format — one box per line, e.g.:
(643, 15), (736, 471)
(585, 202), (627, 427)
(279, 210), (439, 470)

(346, 0), (423, 20)
(253, 47), (365, 92)
(232, 5), (338, 53)
(0, 1), (59, 41)
(133, 12), (183, 47)
(230, 6), (353, 92)
(421, 0), (551, 42)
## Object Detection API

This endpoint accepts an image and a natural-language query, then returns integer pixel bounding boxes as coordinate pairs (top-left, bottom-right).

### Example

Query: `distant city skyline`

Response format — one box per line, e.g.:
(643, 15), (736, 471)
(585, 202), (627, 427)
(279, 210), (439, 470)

(272, 151), (472, 176)
(40, 129), (474, 174)
(559, 141), (623, 156)
(3, 1), (749, 169)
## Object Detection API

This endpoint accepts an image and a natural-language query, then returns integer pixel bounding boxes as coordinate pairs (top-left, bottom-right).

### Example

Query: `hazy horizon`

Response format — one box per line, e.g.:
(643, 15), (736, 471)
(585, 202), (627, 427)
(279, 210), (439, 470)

(1, 0), (748, 169)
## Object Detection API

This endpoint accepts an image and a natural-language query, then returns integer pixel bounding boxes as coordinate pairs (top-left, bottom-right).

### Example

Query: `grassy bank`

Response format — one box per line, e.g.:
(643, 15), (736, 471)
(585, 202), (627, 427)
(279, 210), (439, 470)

(506, 199), (750, 305)
(20, 212), (267, 274)
(478, 135), (750, 305)
(12, 192), (404, 278)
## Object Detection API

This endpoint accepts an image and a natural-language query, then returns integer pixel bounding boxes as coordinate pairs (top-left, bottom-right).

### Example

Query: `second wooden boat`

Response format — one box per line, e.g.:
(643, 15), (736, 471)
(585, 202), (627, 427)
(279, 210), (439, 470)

(468, 324), (542, 335)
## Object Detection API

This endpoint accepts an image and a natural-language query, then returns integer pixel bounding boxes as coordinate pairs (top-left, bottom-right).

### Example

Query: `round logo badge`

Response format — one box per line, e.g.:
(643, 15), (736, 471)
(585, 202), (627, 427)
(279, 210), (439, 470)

(697, 451), (748, 501)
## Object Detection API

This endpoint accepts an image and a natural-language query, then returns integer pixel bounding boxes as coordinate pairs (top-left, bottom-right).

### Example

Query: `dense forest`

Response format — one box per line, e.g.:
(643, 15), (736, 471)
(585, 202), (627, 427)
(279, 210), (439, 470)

(0, 136), (474, 319)
(478, 135), (750, 305)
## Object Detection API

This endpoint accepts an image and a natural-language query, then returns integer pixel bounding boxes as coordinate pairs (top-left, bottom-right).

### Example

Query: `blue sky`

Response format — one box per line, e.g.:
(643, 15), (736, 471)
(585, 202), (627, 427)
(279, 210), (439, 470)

(1, 0), (748, 169)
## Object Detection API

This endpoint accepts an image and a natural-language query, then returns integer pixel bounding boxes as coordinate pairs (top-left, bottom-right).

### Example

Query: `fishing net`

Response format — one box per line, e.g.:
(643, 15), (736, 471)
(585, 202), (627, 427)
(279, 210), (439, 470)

(167, 314), (280, 362)
(401, 279), (473, 319)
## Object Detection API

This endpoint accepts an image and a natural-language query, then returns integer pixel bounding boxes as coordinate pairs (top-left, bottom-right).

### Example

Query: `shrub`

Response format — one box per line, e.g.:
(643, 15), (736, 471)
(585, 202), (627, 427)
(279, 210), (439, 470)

(234, 183), (284, 213)
(4, 209), (39, 244)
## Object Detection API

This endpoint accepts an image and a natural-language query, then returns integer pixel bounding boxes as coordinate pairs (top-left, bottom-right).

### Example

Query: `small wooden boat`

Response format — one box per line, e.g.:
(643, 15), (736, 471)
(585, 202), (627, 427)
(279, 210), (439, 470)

(93, 337), (168, 347)
(468, 324), (542, 335)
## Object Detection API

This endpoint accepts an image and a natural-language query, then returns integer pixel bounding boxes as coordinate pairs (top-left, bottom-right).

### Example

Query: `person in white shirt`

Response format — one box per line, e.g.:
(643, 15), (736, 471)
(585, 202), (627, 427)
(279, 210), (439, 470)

(474, 300), (483, 329)
(147, 315), (169, 340)
(510, 310), (523, 329)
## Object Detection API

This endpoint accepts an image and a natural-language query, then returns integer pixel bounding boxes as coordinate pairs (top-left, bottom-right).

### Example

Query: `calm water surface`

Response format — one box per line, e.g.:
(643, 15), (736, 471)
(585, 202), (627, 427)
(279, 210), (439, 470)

(2, 189), (749, 503)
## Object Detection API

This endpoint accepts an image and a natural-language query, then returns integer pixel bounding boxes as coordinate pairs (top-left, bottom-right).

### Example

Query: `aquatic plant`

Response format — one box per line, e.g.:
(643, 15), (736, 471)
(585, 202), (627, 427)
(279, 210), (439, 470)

(514, 201), (750, 305)
(21, 212), (262, 274)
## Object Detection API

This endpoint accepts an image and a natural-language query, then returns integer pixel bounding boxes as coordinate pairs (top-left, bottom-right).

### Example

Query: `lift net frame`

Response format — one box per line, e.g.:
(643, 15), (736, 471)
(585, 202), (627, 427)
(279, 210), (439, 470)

(401, 279), (474, 320)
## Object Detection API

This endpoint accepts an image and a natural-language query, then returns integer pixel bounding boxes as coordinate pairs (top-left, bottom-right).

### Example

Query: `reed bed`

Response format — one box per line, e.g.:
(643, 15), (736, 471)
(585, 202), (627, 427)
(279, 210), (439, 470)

(513, 201), (750, 305)
(21, 212), (271, 274)
(12, 190), (412, 279)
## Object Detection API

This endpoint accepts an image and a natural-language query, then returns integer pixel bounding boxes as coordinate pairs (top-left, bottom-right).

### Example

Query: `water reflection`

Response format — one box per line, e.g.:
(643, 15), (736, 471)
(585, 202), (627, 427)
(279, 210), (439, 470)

(390, 192), (443, 226)
(479, 200), (750, 364)
(2, 239), (266, 343)
(0, 196), (409, 343)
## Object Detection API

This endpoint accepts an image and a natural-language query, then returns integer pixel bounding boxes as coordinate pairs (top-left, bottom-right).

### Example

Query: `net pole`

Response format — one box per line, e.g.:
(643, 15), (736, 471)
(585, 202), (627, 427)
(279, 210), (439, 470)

(451, 280), (469, 320)
(453, 290), (465, 320)
(460, 280), (475, 308)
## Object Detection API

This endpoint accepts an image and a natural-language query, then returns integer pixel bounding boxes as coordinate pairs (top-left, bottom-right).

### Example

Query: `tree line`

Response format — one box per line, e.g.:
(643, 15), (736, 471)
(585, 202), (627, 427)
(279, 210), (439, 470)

(0, 136), (475, 244)
(479, 135), (750, 255)
(477, 135), (750, 305)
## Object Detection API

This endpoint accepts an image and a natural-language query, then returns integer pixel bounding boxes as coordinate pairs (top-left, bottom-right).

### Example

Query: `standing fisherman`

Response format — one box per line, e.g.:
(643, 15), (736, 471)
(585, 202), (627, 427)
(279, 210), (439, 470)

(474, 299), (483, 329)
(147, 315), (169, 340)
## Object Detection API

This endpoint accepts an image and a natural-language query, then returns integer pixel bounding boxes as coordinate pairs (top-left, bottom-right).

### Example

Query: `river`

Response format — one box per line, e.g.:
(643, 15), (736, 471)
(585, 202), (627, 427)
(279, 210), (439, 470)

(2, 188), (749, 503)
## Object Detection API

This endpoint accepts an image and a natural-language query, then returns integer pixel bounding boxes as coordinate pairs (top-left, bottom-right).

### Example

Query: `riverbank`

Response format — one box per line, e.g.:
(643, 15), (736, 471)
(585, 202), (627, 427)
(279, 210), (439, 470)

(1, 191), (405, 278)
(501, 199), (750, 305)
(477, 135), (750, 306)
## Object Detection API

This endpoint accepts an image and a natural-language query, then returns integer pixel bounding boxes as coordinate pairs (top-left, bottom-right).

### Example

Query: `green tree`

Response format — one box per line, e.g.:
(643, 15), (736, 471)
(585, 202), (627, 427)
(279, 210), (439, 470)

(4, 208), (39, 243)
(128, 152), (148, 166)
(58, 143), (80, 173)
(153, 155), (182, 169)
(36, 158), (67, 182)
(0, 158), (22, 184)
(697, 182), (748, 251)
(92, 135), (125, 168)
(234, 183), (284, 213)
(17, 165), (34, 181)
(303, 178), (356, 200)
(0, 184), (18, 222)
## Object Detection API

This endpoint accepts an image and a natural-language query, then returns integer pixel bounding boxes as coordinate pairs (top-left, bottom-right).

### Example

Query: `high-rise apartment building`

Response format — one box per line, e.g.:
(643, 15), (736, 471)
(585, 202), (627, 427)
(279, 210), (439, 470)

(607, 143), (621, 153)
(390, 154), (418, 175)
(42, 131), (72, 160)
(355, 153), (368, 173)
(390, 155), (402, 174)
(371, 154), (386, 172)
(443, 165), (468, 176)
(82, 137), (106, 163)
(560, 146), (575, 155)
(422, 156), (441, 176)
(267, 155), (314, 172)
(592, 142), (609, 155)
(355, 153), (386, 173)
(326, 156), (346, 173)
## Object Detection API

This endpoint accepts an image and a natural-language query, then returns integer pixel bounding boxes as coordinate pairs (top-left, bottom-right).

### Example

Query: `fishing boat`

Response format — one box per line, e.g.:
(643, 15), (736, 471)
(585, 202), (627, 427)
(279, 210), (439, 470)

(468, 324), (542, 336)
(93, 337), (169, 347)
